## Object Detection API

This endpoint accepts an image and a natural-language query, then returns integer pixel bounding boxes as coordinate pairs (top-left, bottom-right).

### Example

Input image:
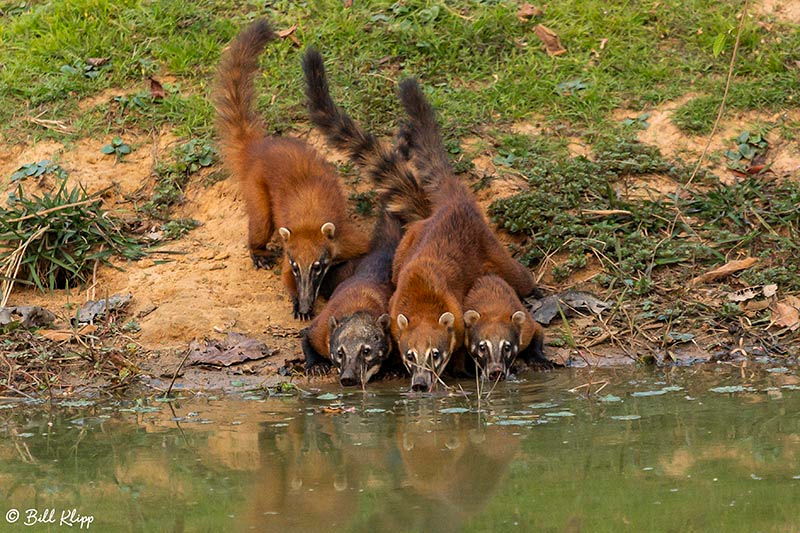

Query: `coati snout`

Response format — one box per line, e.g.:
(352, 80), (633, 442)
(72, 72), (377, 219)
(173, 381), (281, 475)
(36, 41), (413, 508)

(329, 312), (392, 387)
(281, 223), (335, 321)
(464, 310), (525, 381)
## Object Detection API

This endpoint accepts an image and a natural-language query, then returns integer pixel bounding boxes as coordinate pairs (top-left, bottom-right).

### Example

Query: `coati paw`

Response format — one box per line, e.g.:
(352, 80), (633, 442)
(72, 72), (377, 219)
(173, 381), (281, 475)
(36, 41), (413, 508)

(306, 361), (332, 377)
(250, 249), (279, 270)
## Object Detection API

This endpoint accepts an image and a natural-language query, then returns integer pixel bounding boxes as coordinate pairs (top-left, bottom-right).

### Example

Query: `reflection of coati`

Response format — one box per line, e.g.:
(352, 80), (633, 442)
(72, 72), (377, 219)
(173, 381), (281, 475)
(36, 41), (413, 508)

(214, 20), (367, 320)
(464, 274), (546, 380)
(301, 50), (430, 385)
(390, 80), (537, 392)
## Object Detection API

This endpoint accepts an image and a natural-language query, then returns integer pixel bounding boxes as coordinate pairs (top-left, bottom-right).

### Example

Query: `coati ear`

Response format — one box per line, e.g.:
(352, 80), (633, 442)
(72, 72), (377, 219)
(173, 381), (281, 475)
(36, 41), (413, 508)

(377, 313), (391, 332)
(463, 310), (481, 327)
(397, 313), (409, 331)
(438, 312), (455, 329)
(320, 222), (336, 239)
(279, 227), (291, 242)
(329, 316), (338, 331)
(511, 310), (527, 329)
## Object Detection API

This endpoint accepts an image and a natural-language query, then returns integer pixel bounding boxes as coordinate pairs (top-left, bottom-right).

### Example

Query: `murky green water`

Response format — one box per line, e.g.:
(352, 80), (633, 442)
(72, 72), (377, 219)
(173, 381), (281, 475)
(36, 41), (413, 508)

(2, 366), (800, 532)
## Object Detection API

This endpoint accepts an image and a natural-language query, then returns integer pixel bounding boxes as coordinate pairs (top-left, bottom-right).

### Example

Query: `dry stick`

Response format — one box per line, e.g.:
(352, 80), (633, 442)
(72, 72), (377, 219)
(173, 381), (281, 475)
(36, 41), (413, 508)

(4, 199), (96, 224)
(164, 348), (191, 399)
(666, 0), (751, 240)
(1, 225), (50, 308)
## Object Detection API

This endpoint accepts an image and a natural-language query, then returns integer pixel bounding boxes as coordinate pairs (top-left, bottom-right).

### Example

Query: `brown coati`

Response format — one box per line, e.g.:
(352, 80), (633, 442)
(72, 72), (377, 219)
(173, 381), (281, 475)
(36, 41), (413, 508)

(389, 79), (538, 392)
(463, 274), (547, 381)
(214, 20), (368, 320)
(301, 214), (401, 386)
(300, 49), (432, 386)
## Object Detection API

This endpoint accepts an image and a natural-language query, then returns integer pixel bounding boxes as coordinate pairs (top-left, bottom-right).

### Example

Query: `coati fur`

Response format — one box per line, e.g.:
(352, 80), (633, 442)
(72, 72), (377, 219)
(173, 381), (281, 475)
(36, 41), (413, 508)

(214, 20), (367, 320)
(389, 79), (538, 392)
(302, 48), (430, 226)
(300, 49), (432, 386)
(302, 214), (401, 386)
(463, 274), (546, 381)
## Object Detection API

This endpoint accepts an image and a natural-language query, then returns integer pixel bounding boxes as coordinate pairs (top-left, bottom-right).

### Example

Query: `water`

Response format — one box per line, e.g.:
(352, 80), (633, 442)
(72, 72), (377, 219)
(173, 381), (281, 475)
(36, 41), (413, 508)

(2, 366), (800, 532)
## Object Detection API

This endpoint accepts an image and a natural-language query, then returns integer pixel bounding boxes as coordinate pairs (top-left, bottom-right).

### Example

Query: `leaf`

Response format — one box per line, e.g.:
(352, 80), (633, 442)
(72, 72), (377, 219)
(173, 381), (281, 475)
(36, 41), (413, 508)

(632, 390), (667, 397)
(667, 331), (695, 343)
(117, 144), (132, 155)
(690, 257), (758, 285)
(528, 402), (559, 409)
(149, 76), (165, 99)
(611, 414), (641, 421)
(710, 385), (747, 394)
(187, 332), (273, 366)
(770, 297), (800, 331)
(738, 142), (756, 160)
(100, 144), (116, 155)
(737, 131), (750, 144)
(277, 23), (301, 46)
(533, 24), (566, 56)
(600, 394), (622, 403)
(544, 411), (575, 417)
(440, 407), (469, 414)
(712, 33), (726, 57)
(85, 57), (109, 67)
(316, 393), (338, 400)
(517, 3), (543, 22)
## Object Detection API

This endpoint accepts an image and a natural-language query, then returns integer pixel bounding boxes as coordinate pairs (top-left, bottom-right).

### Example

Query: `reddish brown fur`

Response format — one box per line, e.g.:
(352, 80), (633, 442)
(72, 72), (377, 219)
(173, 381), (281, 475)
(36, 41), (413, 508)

(214, 20), (367, 317)
(464, 274), (543, 355)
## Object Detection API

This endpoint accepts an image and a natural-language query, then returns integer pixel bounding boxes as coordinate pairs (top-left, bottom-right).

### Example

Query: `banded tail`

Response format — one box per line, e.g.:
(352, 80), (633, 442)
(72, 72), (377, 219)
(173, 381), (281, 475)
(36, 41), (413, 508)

(214, 20), (275, 177)
(303, 49), (430, 224)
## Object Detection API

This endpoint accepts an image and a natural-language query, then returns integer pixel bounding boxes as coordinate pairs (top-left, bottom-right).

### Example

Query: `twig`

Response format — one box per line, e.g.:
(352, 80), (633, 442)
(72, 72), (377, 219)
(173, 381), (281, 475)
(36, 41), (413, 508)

(1, 225), (49, 307)
(163, 348), (191, 398)
(5, 199), (97, 224)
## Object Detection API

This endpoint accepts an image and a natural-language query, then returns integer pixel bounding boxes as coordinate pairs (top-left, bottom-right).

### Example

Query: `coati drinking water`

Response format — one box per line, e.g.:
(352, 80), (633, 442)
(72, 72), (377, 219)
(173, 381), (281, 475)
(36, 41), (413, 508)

(214, 20), (367, 320)
(301, 49), (430, 385)
(463, 274), (546, 381)
(389, 79), (538, 392)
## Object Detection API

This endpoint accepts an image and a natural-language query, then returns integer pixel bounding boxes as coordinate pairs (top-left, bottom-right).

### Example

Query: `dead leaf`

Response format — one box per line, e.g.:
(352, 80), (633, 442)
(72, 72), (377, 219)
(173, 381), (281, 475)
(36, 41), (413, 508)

(187, 332), (273, 367)
(277, 23), (301, 46)
(75, 293), (132, 324)
(763, 284), (778, 298)
(517, 3), (543, 21)
(86, 57), (109, 67)
(770, 298), (800, 331)
(0, 306), (56, 328)
(344, 0), (353, 7)
(533, 24), (566, 56)
(149, 76), (165, 100)
(600, 37), (608, 49)
(690, 257), (758, 286)
(727, 286), (762, 302)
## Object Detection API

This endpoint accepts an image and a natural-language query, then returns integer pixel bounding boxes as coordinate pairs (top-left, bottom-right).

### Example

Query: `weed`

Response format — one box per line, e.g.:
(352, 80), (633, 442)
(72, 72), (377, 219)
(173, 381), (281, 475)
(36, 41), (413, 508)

(0, 178), (143, 294)
(160, 218), (201, 240)
(10, 159), (67, 183)
(101, 137), (132, 161)
(723, 130), (768, 172)
(349, 191), (376, 216)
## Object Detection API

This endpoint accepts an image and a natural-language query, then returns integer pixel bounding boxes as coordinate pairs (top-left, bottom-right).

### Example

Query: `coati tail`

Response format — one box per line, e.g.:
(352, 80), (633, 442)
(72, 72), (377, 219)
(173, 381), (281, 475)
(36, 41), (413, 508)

(303, 49), (430, 223)
(397, 78), (454, 189)
(214, 19), (275, 174)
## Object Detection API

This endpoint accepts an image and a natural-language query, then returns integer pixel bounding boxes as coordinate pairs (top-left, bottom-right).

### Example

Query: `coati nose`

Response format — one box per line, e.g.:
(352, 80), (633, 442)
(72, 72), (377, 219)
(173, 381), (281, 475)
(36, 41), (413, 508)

(410, 376), (430, 392)
(487, 364), (505, 382)
(339, 368), (359, 387)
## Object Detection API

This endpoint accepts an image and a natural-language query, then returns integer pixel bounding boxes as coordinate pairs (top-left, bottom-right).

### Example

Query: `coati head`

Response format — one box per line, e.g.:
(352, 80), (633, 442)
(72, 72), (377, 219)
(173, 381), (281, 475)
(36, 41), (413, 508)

(396, 312), (460, 392)
(463, 310), (525, 381)
(328, 312), (393, 387)
(280, 223), (336, 320)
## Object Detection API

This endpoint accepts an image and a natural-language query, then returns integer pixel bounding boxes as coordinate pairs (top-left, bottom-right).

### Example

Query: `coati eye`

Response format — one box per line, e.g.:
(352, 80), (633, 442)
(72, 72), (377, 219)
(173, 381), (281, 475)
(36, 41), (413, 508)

(502, 342), (512, 355)
(478, 341), (487, 355)
(312, 261), (321, 274)
(405, 350), (414, 362)
(361, 345), (371, 356)
(431, 349), (441, 360)
(337, 347), (345, 360)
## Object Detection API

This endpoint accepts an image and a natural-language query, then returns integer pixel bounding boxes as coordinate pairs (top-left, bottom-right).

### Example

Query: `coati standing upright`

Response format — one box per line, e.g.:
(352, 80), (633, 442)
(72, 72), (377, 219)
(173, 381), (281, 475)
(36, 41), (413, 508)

(300, 49), (430, 385)
(214, 20), (368, 320)
(389, 79), (537, 392)
(463, 274), (547, 381)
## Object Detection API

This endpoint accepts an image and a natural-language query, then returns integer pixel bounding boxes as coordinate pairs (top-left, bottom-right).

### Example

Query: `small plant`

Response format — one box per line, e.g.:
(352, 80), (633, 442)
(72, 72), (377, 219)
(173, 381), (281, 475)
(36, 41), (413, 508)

(161, 218), (201, 240)
(173, 139), (216, 173)
(60, 58), (109, 79)
(0, 178), (143, 296)
(723, 130), (768, 173)
(101, 137), (132, 161)
(349, 191), (376, 216)
(10, 159), (67, 182)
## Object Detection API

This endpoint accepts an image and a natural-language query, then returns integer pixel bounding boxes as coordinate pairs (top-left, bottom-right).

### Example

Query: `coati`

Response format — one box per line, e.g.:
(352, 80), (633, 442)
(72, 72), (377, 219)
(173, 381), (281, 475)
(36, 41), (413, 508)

(214, 20), (367, 320)
(389, 79), (537, 392)
(300, 49), (431, 386)
(463, 274), (546, 381)
(301, 214), (400, 385)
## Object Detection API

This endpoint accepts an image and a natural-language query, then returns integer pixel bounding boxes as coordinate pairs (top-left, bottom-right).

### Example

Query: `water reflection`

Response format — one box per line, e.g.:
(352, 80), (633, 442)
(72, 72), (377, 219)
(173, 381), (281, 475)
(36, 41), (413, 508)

(1, 368), (800, 531)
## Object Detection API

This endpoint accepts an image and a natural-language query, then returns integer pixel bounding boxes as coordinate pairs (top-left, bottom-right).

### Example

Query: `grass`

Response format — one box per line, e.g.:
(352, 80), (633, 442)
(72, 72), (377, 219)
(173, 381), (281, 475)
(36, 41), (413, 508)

(0, 0), (798, 361)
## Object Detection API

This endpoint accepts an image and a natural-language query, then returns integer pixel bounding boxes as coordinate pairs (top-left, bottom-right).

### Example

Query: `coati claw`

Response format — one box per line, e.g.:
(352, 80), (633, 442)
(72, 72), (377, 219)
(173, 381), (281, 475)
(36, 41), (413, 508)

(307, 360), (332, 376)
(250, 250), (278, 270)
